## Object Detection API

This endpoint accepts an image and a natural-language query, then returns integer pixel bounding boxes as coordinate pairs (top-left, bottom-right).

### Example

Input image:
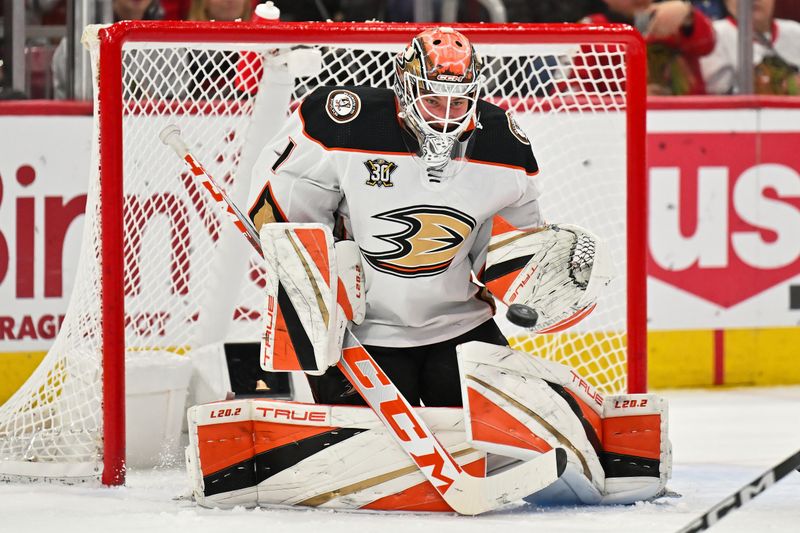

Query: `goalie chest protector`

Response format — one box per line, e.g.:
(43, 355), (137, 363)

(256, 85), (542, 348)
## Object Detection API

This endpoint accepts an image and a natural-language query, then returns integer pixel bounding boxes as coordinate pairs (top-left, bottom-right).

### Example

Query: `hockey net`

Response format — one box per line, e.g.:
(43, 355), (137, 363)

(0, 21), (646, 484)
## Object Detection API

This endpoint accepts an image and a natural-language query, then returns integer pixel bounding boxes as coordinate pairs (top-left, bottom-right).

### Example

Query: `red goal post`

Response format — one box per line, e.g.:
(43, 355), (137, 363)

(0, 21), (646, 486)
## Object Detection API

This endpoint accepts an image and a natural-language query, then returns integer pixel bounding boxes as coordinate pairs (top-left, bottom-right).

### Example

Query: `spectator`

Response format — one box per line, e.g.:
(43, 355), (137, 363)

(160, 0), (191, 19)
(580, 0), (716, 95)
(701, 0), (800, 94)
(187, 0), (252, 21)
(51, 0), (164, 99)
(27, 0), (67, 26)
(0, 60), (29, 100)
(504, 0), (603, 23)
(692, 0), (727, 20)
(262, 0), (337, 21)
(775, 0), (800, 23)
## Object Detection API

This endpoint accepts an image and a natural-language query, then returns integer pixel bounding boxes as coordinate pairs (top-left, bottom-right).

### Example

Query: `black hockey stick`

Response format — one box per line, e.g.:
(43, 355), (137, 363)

(160, 124), (566, 515)
(676, 450), (800, 532)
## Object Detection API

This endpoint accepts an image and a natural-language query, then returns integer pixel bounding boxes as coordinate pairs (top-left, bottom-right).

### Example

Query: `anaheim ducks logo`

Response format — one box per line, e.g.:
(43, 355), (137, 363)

(325, 89), (361, 123)
(361, 206), (476, 278)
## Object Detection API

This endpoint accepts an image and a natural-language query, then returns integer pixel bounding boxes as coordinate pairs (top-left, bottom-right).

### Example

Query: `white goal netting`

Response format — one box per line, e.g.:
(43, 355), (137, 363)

(0, 21), (644, 484)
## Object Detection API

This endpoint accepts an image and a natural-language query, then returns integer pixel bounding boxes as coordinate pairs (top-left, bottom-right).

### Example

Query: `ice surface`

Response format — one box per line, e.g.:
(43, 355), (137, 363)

(2, 387), (799, 533)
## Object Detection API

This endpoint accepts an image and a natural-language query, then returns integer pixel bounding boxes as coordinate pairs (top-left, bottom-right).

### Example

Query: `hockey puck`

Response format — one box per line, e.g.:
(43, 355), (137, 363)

(506, 304), (539, 328)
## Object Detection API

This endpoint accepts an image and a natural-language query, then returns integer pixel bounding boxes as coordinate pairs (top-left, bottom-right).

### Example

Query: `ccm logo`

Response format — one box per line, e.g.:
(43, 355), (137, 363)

(343, 346), (460, 492)
(255, 407), (327, 423)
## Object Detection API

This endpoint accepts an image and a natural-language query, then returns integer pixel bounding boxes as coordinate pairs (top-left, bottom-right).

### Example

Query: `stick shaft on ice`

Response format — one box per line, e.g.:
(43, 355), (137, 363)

(676, 450), (800, 533)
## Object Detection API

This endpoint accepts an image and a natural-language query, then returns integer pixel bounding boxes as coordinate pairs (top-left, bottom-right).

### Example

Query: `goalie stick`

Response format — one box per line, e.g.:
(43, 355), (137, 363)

(159, 124), (566, 515)
(675, 450), (800, 533)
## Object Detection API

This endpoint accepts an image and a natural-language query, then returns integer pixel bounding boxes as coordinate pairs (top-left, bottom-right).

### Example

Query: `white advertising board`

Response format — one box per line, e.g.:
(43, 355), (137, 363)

(0, 116), (92, 350)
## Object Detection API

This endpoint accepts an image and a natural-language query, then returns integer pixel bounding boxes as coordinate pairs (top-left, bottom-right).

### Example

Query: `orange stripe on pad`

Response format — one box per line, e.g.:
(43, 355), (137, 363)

(485, 215), (522, 296)
(467, 387), (552, 453)
(485, 270), (520, 301)
(198, 420), (343, 478)
(602, 414), (662, 461)
(336, 277), (353, 320)
(197, 420), (255, 478)
(293, 227), (331, 287)
(362, 458), (486, 512)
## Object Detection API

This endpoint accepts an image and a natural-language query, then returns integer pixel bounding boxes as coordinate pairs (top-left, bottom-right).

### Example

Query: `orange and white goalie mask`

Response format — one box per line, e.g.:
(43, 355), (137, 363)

(394, 27), (483, 170)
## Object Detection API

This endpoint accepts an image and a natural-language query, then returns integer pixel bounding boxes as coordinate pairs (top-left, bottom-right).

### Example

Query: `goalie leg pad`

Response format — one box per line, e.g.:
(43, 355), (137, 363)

(186, 399), (487, 511)
(457, 341), (606, 501)
(457, 341), (672, 505)
(599, 393), (672, 504)
(259, 223), (354, 374)
(484, 216), (613, 333)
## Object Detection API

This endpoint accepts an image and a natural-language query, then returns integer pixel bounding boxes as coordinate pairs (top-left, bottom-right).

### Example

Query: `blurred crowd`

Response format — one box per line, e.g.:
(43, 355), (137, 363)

(1, 0), (799, 100)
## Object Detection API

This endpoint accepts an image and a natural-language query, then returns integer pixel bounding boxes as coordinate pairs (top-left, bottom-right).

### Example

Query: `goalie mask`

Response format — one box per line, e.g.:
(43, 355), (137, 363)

(394, 27), (483, 171)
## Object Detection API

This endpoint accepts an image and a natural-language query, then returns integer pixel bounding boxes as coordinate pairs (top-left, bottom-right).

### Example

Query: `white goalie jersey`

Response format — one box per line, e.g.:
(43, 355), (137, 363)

(248, 85), (544, 347)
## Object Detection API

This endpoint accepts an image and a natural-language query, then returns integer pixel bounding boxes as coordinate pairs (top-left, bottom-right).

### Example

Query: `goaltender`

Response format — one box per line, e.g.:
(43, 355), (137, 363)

(250, 27), (562, 406)
(187, 26), (672, 511)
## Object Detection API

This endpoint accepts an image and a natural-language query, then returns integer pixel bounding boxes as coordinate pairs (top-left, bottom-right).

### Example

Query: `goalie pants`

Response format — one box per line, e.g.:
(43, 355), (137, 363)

(307, 319), (508, 407)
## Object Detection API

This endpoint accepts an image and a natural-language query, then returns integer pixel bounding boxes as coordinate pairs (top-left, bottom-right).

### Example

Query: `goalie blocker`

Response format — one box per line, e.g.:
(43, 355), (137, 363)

(259, 223), (365, 375)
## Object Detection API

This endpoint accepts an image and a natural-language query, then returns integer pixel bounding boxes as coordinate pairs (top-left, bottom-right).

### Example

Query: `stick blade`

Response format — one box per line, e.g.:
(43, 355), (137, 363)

(445, 448), (566, 515)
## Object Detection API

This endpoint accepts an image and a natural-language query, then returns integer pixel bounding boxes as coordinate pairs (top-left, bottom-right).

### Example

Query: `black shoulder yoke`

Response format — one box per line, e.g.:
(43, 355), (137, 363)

(469, 100), (539, 175)
(299, 86), (412, 154)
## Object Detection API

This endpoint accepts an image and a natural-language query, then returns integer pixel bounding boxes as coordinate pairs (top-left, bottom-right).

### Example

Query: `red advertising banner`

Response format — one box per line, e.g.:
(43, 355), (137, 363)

(647, 131), (800, 308)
